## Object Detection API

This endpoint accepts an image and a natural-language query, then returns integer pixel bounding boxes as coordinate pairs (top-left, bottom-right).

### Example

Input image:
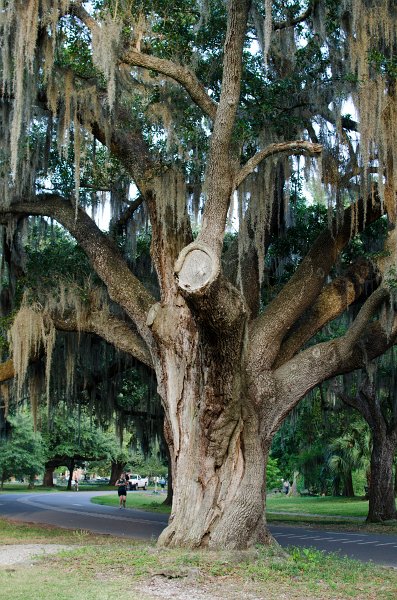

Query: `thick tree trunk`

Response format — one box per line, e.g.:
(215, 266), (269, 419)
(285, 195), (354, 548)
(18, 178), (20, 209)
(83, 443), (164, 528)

(333, 474), (341, 497)
(153, 299), (268, 548)
(343, 470), (355, 497)
(110, 461), (125, 486)
(154, 336), (271, 549)
(158, 412), (269, 549)
(43, 466), (55, 487)
(394, 464), (397, 497)
(367, 433), (397, 522)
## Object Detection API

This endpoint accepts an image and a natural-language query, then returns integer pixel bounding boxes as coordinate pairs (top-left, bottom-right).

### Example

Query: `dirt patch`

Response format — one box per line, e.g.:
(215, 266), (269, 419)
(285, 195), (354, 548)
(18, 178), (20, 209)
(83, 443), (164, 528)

(140, 575), (265, 600)
(0, 544), (71, 566)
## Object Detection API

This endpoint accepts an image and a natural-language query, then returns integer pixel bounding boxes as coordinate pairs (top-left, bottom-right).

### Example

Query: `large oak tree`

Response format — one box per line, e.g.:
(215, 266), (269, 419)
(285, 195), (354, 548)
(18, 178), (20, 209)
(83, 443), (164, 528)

(0, 0), (397, 548)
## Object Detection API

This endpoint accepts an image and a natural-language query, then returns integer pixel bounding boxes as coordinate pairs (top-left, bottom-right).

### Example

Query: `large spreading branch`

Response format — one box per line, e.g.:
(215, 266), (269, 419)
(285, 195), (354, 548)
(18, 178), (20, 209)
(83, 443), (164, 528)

(249, 197), (382, 372)
(120, 51), (217, 121)
(38, 68), (158, 194)
(0, 307), (153, 386)
(173, 0), (251, 312)
(270, 288), (394, 436)
(71, 3), (217, 121)
(89, 107), (158, 195)
(53, 310), (153, 369)
(0, 196), (156, 346)
(274, 258), (373, 367)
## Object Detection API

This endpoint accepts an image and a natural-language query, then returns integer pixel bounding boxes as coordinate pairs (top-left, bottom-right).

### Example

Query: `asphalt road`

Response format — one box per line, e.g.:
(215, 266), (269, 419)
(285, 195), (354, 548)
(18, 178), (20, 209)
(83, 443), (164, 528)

(0, 491), (396, 568)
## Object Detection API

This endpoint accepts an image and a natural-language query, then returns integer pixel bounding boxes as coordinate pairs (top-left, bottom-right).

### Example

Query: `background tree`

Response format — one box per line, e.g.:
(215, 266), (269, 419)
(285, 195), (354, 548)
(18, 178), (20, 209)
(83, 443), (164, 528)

(0, 412), (45, 488)
(272, 386), (371, 497)
(266, 456), (282, 492)
(327, 419), (370, 498)
(0, 0), (396, 549)
(336, 350), (397, 522)
(40, 405), (115, 489)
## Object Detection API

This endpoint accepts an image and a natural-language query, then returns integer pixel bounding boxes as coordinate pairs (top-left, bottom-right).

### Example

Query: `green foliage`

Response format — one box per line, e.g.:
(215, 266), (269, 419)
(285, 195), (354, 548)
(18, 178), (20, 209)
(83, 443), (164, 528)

(24, 224), (92, 293)
(40, 405), (115, 466)
(0, 413), (46, 484)
(266, 456), (282, 491)
(271, 389), (370, 496)
(368, 49), (397, 79)
(328, 420), (370, 480)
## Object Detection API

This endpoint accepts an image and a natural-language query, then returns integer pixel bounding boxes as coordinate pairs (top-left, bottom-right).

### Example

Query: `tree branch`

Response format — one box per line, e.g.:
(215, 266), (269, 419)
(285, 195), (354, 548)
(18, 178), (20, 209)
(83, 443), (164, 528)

(249, 1), (319, 55)
(275, 259), (373, 367)
(38, 68), (158, 193)
(53, 309), (153, 369)
(249, 197), (382, 372)
(196, 0), (251, 253)
(0, 195), (156, 346)
(0, 308), (153, 385)
(271, 292), (395, 436)
(336, 385), (376, 431)
(233, 141), (322, 192)
(121, 50), (217, 121)
(339, 286), (389, 353)
(109, 196), (144, 235)
(71, 3), (217, 120)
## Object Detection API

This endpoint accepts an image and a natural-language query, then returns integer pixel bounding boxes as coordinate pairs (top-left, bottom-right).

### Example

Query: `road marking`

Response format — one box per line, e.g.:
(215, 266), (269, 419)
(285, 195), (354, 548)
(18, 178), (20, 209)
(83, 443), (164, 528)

(319, 538), (351, 542)
(316, 538), (344, 542)
(356, 541), (378, 545)
(325, 531), (366, 537)
(72, 504), (82, 506)
(374, 543), (396, 547)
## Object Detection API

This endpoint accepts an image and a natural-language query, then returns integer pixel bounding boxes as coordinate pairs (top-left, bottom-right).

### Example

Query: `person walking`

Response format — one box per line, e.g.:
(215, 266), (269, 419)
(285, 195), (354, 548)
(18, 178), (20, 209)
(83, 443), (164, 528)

(116, 474), (128, 508)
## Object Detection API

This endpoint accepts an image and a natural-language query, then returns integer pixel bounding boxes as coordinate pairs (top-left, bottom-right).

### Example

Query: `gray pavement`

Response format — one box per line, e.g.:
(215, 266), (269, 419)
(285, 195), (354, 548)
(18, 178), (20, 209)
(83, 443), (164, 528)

(0, 491), (396, 567)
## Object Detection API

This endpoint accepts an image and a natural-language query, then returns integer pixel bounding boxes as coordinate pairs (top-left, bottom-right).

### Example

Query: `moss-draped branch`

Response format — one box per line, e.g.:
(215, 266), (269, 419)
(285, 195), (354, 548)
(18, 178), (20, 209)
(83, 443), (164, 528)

(0, 195), (156, 347)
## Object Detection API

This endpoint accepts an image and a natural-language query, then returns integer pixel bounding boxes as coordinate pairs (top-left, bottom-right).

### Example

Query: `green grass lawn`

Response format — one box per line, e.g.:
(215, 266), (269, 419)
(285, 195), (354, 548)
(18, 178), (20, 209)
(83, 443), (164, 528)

(1, 517), (397, 600)
(265, 495), (397, 533)
(91, 490), (171, 513)
(266, 495), (371, 517)
(94, 492), (374, 518)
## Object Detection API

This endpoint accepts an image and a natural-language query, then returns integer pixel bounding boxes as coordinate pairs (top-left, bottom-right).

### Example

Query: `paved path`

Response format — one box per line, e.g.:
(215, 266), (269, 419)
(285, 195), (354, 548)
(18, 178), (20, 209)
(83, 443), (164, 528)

(270, 523), (397, 567)
(0, 491), (167, 540)
(0, 492), (396, 567)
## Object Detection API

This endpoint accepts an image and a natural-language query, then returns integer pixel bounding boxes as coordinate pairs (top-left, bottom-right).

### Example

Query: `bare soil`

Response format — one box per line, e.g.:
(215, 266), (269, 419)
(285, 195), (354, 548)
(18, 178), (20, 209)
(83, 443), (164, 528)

(0, 543), (71, 566)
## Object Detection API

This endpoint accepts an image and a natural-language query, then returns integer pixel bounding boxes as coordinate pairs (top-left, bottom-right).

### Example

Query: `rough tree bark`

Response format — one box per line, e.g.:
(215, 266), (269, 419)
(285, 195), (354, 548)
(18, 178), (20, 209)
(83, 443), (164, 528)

(368, 432), (397, 521)
(340, 382), (397, 522)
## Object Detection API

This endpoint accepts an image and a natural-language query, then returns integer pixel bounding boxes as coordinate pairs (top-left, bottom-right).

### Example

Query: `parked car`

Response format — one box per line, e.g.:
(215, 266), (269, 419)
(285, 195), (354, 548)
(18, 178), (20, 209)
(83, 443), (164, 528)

(128, 474), (148, 490)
